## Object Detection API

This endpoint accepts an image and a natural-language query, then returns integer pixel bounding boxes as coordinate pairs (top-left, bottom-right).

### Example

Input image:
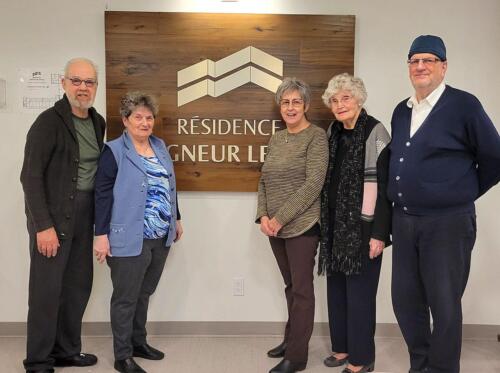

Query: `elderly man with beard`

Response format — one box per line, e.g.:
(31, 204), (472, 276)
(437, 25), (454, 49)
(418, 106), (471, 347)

(20, 58), (106, 373)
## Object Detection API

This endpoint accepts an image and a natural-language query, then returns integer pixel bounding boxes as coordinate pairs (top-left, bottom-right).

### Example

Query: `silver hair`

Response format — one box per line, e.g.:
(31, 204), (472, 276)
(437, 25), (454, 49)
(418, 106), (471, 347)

(322, 73), (367, 108)
(64, 57), (98, 79)
(119, 92), (159, 118)
(275, 77), (311, 106)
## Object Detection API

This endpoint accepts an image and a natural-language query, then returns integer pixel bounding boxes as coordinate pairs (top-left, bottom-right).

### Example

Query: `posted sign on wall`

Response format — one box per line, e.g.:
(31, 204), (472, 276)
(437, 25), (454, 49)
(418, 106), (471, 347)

(105, 12), (355, 191)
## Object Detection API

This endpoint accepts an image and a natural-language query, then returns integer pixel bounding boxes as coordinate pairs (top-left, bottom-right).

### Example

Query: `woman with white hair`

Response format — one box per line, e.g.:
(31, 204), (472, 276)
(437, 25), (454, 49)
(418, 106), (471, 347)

(318, 73), (391, 373)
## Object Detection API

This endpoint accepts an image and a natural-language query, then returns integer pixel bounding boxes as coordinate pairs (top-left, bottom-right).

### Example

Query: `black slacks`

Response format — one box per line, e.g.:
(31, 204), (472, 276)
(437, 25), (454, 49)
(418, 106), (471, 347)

(269, 234), (319, 365)
(391, 209), (476, 373)
(327, 254), (382, 366)
(107, 238), (170, 360)
(24, 191), (94, 371)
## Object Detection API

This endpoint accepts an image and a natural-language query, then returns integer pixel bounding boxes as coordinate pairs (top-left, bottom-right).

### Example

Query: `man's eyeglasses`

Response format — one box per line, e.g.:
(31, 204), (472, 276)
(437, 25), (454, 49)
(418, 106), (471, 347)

(65, 77), (97, 88)
(407, 58), (441, 67)
(280, 99), (304, 108)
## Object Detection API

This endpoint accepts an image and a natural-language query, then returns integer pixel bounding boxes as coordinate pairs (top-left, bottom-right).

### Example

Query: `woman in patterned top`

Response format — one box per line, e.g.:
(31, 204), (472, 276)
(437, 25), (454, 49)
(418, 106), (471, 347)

(256, 77), (328, 373)
(93, 92), (183, 373)
(318, 73), (391, 373)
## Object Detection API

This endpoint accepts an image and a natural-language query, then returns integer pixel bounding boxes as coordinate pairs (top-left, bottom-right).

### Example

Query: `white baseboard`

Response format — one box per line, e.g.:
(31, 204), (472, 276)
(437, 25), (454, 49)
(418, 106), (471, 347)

(1, 322), (499, 341)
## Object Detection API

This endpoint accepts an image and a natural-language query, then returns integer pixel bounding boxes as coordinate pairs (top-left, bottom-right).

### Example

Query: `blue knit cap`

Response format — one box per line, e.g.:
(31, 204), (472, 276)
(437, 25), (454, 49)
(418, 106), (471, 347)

(408, 35), (447, 61)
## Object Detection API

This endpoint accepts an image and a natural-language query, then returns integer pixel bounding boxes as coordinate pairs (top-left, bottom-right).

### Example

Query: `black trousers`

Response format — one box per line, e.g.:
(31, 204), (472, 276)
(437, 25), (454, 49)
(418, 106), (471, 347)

(326, 223), (382, 366)
(391, 209), (476, 373)
(107, 238), (170, 360)
(24, 191), (94, 371)
(269, 234), (319, 365)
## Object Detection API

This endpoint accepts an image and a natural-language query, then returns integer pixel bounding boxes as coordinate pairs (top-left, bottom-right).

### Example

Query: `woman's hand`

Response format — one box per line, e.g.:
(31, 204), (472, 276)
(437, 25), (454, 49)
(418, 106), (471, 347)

(260, 216), (274, 236)
(269, 217), (283, 237)
(369, 238), (385, 259)
(174, 220), (183, 242)
(93, 235), (111, 264)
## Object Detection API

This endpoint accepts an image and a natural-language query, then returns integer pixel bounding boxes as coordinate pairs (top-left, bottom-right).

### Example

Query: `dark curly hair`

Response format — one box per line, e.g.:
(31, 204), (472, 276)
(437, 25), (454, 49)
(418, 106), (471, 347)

(119, 92), (159, 118)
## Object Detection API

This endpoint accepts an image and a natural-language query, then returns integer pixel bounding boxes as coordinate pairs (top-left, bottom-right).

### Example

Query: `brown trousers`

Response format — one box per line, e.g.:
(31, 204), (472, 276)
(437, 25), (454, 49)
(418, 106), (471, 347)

(269, 234), (319, 364)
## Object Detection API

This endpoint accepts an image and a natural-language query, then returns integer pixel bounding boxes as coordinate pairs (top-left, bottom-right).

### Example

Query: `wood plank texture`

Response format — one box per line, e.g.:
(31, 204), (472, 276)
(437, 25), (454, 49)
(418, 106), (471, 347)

(105, 12), (355, 191)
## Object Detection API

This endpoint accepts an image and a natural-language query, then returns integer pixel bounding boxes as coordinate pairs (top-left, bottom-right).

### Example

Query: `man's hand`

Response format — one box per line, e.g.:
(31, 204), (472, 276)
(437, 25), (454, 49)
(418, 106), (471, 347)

(93, 235), (111, 264)
(36, 227), (60, 257)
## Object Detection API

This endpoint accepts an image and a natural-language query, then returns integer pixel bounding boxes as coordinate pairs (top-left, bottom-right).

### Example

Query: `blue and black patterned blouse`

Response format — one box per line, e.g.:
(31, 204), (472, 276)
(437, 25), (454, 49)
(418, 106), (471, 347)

(141, 156), (172, 239)
(94, 145), (180, 237)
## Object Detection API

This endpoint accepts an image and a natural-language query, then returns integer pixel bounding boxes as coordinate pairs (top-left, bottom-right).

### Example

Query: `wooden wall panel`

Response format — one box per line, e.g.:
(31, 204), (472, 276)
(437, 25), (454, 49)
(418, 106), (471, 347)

(105, 12), (355, 191)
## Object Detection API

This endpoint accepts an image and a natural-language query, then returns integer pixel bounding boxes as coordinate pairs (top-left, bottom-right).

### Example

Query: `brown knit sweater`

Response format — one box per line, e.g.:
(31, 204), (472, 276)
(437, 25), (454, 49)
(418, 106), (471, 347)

(256, 124), (328, 238)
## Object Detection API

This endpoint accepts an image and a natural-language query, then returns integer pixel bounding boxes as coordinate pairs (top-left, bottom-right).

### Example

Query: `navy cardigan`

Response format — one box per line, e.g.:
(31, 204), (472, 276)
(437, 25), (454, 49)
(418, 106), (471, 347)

(388, 85), (500, 215)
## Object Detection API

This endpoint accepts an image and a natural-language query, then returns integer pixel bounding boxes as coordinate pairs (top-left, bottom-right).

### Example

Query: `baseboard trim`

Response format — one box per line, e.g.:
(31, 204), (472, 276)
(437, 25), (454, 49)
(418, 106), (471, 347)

(1, 322), (498, 340)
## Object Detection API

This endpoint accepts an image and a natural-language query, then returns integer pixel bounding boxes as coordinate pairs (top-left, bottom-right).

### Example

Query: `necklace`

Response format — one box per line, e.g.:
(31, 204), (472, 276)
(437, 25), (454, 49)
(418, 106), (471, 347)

(135, 142), (153, 156)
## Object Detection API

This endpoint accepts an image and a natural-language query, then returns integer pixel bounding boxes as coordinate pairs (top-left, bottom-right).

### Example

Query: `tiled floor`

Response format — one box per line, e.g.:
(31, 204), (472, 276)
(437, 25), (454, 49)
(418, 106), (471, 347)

(3, 335), (499, 372)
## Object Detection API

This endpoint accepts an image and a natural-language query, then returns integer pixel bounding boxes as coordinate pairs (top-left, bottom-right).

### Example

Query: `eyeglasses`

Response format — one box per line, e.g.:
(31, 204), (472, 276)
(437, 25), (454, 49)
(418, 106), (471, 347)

(65, 77), (97, 88)
(407, 58), (442, 67)
(329, 95), (354, 107)
(280, 98), (304, 108)
(130, 113), (155, 122)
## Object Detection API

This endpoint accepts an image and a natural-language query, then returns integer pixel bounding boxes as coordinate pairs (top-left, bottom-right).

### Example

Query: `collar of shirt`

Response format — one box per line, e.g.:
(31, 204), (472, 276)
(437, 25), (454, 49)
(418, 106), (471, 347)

(406, 82), (446, 109)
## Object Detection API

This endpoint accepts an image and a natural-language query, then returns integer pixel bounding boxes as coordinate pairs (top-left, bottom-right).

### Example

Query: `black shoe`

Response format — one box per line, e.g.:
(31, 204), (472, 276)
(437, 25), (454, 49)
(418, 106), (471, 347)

(341, 362), (375, 373)
(53, 352), (98, 367)
(324, 354), (348, 367)
(114, 357), (146, 373)
(269, 359), (307, 373)
(26, 370), (54, 373)
(133, 343), (165, 360)
(267, 341), (287, 358)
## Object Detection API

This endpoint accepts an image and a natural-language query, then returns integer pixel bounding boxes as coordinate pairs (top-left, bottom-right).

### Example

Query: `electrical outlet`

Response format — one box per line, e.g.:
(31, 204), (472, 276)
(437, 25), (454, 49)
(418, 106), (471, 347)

(233, 277), (244, 296)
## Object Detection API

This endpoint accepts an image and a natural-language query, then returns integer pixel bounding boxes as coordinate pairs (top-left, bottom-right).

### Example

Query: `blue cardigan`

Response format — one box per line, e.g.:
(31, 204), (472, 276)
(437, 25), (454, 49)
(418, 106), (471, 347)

(94, 131), (178, 256)
(388, 85), (500, 215)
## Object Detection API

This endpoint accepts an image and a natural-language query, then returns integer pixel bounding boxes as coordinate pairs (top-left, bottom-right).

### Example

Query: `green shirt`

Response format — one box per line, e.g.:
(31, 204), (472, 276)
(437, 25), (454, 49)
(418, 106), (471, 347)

(73, 115), (100, 191)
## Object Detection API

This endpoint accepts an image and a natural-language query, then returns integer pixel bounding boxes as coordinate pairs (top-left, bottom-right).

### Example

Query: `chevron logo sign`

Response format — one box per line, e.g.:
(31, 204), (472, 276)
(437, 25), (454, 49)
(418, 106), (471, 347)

(177, 46), (283, 107)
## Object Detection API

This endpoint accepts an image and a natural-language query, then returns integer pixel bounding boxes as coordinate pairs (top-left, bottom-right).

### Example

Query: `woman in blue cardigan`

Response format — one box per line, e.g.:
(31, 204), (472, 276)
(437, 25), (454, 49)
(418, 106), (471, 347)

(93, 92), (183, 373)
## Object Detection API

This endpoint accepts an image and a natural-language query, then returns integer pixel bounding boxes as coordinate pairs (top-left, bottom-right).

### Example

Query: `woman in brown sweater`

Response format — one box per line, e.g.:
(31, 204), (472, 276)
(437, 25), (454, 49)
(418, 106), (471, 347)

(256, 77), (328, 373)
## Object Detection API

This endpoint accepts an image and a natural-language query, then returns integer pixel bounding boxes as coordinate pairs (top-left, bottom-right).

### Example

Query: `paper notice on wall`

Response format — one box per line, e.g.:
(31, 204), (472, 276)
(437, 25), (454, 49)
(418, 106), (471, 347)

(18, 68), (63, 112)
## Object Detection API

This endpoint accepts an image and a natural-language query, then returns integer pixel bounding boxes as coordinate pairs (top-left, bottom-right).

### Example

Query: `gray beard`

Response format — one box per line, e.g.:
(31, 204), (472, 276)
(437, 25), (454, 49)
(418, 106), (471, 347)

(67, 96), (94, 110)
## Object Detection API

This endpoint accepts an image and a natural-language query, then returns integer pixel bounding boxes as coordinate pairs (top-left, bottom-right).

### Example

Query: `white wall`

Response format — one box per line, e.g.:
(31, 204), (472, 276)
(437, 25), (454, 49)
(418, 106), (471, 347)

(0, 0), (498, 325)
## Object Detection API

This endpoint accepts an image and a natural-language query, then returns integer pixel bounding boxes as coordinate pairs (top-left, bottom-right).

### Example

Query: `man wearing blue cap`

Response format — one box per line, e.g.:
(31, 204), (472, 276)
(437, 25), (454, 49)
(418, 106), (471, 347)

(388, 35), (500, 373)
